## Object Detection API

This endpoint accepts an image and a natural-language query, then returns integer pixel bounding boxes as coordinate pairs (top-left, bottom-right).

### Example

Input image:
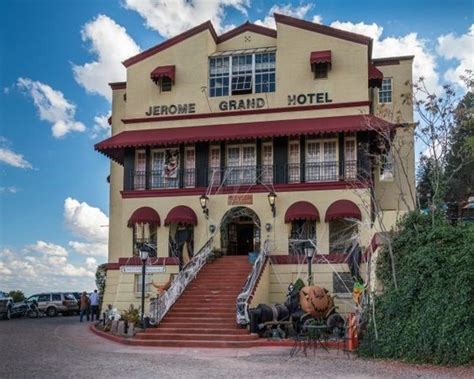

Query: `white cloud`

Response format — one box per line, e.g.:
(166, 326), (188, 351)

(124, 0), (250, 37)
(68, 241), (108, 258)
(0, 246), (97, 294)
(0, 138), (33, 169)
(64, 197), (109, 243)
(330, 21), (440, 94)
(25, 240), (68, 257)
(91, 111), (111, 139)
(254, 3), (317, 29)
(73, 14), (141, 102)
(85, 257), (98, 270)
(437, 25), (474, 90)
(16, 78), (86, 138)
(0, 186), (19, 193)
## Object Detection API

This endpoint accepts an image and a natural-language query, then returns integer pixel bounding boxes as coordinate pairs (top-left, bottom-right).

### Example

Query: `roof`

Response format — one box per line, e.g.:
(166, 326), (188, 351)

(122, 14), (374, 68)
(274, 13), (372, 46)
(95, 114), (395, 164)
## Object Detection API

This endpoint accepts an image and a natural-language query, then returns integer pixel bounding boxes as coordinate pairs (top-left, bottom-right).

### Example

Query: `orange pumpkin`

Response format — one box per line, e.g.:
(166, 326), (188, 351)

(299, 286), (334, 318)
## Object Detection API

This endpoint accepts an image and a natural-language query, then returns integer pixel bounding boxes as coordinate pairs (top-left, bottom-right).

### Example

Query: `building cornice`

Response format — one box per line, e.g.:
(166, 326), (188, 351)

(121, 101), (371, 124)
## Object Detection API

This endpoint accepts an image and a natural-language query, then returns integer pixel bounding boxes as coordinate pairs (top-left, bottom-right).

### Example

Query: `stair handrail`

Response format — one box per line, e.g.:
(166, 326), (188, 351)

(149, 237), (214, 325)
(236, 239), (270, 326)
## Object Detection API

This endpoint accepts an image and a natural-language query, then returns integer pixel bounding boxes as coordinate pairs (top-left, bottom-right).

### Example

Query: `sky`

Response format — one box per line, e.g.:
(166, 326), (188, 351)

(0, 0), (473, 296)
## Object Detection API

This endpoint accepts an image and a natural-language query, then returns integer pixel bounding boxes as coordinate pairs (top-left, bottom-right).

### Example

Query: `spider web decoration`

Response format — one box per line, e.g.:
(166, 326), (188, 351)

(146, 160), (372, 326)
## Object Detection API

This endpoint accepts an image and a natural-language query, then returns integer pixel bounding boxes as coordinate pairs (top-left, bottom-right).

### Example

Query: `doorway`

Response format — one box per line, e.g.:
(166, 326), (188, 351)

(220, 207), (261, 256)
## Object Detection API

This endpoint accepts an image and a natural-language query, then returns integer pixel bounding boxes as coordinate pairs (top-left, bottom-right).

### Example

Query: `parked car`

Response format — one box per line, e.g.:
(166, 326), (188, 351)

(0, 291), (13, 320)
(26, 292), (79, 317)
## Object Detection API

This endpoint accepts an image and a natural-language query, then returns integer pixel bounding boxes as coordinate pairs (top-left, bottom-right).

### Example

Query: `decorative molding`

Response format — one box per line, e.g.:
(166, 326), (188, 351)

(274, 13), (371, 46)
(218, 22), (277, 42)
(121, 181), (370, 199)
(121, 101), (371, 124)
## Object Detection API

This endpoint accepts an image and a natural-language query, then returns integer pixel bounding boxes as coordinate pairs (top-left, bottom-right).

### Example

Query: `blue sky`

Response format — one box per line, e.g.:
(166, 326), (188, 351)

(0, 0), (472, 295)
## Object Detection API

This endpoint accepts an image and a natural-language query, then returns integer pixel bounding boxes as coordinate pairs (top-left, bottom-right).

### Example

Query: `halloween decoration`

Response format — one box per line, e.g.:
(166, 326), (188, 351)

(299, 286), (335, 318)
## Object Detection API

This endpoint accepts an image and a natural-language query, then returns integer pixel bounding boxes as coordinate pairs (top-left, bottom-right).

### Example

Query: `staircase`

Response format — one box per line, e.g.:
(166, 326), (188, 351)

(132, 255), (261, 347)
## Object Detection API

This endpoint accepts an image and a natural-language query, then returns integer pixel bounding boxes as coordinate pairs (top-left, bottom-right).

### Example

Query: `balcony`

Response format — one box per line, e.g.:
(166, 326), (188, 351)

(128, 161), (364, 190)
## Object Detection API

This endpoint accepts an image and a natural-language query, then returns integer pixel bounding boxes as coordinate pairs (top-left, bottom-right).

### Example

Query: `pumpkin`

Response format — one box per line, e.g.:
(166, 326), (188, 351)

(299, 286), (334, 318)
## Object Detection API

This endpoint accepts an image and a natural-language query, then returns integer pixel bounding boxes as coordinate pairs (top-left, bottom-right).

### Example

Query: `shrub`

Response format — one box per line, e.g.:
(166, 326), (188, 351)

(359, 212), (474, 365)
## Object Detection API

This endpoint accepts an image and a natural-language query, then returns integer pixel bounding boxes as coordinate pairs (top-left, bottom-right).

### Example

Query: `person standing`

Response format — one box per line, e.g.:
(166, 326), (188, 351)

(89, 289), (99, 322)
(79, 292), (89, 322)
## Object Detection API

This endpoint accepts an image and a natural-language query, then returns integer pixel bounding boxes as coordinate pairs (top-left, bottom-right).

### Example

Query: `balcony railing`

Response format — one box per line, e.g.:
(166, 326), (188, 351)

(129, 161), (364, 190)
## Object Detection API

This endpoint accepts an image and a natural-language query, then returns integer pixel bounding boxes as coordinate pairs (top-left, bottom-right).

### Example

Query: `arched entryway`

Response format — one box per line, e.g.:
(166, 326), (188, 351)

(220, 207), (260, 256)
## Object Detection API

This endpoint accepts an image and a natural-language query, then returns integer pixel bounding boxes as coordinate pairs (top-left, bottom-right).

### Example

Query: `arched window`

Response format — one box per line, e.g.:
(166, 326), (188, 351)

(289, 220), (316, 255)
(329, 218), (358, 253)
(127, 207), (160, 257)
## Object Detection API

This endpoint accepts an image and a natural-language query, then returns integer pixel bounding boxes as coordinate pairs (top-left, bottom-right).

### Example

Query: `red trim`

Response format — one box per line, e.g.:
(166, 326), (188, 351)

(104, 257), (179, 270)
(372, 55), (414, 66)
(325, 199), (362, 222)
(150, 65), (175, 83)
(122, 101), (371, 124)
(310, 50), (332, 65)
(164, 205), (198, 226)
(121, 181), (370, 199)
(270, 254), (349, 264)
(274, 13), (371, 46)
(218, 22), (276, 42)
(109, 82), (126, 90)
(127, 207), (161, 227)
(123, 21), (218, 68)
(284, 201), (320, 223)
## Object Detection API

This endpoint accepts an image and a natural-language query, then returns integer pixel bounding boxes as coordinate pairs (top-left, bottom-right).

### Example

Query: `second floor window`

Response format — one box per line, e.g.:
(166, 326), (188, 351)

(379, 78), (392, 103)
(209, 51), (276, 97)
(134, 150), (146, 190)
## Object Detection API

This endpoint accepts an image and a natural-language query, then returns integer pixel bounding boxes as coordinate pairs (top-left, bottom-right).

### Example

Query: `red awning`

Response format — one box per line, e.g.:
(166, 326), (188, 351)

(128, 207), (161, 227)
(95, 115), (394, 164)
(310, 50), (332, 65)
(150, 65), (175, 83)
(165, 206), (198, 226)
(285, 201), (320, 223)
(368, 64), (383, 88)
(325, 200), (361, 222)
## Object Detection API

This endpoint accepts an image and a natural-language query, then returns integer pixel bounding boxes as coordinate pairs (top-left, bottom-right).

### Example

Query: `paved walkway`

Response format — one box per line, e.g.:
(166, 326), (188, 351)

(0, 317), (471, 378)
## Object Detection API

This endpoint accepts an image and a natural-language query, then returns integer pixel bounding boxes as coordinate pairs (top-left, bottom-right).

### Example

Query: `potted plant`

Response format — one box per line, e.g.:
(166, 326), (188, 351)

(120, 304), (140, 337)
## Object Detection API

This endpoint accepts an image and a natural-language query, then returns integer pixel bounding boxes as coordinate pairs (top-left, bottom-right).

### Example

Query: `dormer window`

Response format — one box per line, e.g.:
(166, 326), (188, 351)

(310, 50), (331, 79)
(150, 65), (175, 92)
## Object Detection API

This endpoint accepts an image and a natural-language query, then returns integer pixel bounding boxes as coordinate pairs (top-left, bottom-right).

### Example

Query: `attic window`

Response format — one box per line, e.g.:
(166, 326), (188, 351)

(310, 50), (331, 79)
(159, 77), (172, 92)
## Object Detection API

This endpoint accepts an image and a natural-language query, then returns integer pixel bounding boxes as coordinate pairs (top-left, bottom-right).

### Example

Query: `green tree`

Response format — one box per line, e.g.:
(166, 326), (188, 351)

(359, 212), (474, 365)
(9, 290), (25, 303)
(416, 156), (436, 209)
(444, 91), (474, 220)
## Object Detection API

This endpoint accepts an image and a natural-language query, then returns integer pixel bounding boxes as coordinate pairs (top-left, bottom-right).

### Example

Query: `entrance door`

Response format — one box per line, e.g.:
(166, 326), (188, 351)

(237, 224), (254, 254)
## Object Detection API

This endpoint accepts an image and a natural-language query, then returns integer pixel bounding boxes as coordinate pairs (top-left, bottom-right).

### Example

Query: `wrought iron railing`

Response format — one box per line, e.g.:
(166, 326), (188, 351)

(236, 239), (270, 326)
(149, 237), (213, 326)
(287, 160), (358, 183)
(209, 165), (274, 187)
(132, 169), (195, 190)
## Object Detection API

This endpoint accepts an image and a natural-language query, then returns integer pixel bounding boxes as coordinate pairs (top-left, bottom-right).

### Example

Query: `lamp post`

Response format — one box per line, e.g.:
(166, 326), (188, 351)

(267, 191), (277, 217)
(199, 194), (209, 218)
(139, 248), (149, 329)
(304, 243), (315, 286)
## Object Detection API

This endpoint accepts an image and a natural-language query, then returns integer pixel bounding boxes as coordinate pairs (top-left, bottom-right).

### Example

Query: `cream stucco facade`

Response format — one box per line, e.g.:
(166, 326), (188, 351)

(97, 14), (415, 315)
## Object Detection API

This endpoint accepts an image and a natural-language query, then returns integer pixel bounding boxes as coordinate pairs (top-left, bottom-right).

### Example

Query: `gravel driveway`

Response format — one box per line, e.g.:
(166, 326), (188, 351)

(0, 317), (471, 378)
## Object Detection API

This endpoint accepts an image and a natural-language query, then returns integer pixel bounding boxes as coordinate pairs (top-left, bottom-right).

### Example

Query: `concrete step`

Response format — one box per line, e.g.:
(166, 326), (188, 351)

(158, 321), (237, 328)
(143, 327), (249, 335)
(125, 339), (260, 348)
(135, 333), (258, 341)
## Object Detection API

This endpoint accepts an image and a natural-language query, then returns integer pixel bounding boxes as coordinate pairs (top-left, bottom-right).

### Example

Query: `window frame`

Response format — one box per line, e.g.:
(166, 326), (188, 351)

(261, 141), (273, 184)
(379, 78), (393, 104)
(134, 274), (152, 296)
(379, 150), (395, 182)
(305, 138), (339, 182)
(288, 140), (301, 183)
(183, 146), (196, 188)
(209, 51), (276, 97)
(159, 76), (172, 92)
(344, 137), (357, 180)
(134, 149), (146, 190)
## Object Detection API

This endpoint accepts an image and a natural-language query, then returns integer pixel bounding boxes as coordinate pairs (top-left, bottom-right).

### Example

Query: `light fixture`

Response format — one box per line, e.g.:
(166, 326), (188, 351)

(209, 224), (216, 234)
(267, 191), (277, 217)
(304, 242), (315, 286)
(199, 194), (209, 218)
(265, 223), (272, 232)
(138, 248), (149, 330)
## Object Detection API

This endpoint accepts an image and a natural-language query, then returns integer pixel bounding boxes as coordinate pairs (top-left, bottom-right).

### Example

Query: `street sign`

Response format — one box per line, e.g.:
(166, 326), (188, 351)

(120, 266), (166, 274)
